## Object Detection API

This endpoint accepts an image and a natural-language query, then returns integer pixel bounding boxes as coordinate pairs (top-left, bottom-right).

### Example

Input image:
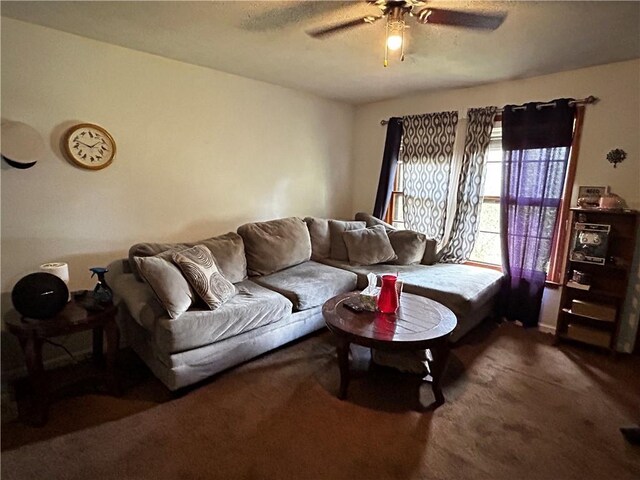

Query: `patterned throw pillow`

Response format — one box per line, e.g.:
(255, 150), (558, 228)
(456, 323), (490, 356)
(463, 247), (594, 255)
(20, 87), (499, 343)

(172, 245), (236, 310)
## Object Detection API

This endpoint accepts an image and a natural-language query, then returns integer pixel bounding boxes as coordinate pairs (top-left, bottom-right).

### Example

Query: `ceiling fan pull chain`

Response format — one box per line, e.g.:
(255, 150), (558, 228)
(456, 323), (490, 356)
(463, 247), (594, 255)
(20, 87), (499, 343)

(401, 23), (406, 62)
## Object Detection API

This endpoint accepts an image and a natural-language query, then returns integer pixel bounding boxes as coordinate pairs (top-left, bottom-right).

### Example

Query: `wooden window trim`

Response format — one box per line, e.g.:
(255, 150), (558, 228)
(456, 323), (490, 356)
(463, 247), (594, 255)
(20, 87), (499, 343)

(547, 106), (585, 283)
(464, 260), (503, 272)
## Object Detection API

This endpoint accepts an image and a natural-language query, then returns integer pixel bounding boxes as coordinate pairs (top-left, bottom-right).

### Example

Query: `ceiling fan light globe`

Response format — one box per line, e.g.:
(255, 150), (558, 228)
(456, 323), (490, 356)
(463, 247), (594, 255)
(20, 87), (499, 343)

(386, 34), (403, 51)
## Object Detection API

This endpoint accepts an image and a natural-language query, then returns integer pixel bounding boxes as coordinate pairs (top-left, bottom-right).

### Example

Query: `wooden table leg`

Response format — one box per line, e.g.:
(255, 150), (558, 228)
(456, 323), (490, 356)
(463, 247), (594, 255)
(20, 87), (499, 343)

(92, 327), (104, 365)
(336, 340), (351, 400)
(429, 339), (451, 407)
(104, 320), (120, 396)
(20, 334), (48, 426)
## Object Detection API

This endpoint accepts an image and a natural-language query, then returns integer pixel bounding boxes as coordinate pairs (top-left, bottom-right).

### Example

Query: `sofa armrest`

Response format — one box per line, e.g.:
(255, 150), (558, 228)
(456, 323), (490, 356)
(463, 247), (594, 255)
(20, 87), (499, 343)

(109, 263), (166, 331)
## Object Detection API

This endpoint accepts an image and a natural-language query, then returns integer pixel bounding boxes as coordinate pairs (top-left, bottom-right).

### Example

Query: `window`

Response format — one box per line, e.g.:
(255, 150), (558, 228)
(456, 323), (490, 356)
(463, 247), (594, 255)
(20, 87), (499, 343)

(385, 108), (583, 282)
(468, 122), (502, 265)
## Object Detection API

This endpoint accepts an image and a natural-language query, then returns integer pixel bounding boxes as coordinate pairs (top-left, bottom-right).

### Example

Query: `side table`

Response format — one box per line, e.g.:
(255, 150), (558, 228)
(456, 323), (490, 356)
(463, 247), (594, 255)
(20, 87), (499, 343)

(4, 297), (120, 426)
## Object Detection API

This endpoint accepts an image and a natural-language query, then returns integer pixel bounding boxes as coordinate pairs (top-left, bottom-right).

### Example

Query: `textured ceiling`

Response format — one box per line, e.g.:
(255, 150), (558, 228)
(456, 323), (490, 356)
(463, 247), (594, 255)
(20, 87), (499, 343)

(2, 1), (639, 104)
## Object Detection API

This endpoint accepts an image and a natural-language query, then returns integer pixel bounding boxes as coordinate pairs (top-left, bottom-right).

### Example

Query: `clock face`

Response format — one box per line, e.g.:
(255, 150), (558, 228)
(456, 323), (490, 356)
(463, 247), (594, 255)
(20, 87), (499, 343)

(63, 123), (116, 170)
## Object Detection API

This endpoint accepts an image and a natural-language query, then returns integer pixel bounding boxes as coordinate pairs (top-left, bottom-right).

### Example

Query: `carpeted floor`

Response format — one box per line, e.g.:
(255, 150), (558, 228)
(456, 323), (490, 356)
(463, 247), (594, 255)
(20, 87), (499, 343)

(2, 322), (640, 480)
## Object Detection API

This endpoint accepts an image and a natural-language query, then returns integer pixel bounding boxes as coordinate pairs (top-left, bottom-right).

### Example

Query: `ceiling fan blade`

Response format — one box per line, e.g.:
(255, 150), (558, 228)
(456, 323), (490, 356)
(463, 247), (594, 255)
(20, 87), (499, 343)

(307, 15), (382, 38)
(416, 8), (506, 30)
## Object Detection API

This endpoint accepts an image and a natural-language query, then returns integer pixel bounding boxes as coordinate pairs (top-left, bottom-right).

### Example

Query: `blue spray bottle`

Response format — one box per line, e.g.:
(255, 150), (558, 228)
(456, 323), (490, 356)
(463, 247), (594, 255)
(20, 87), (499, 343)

(90, 267), (113, 303)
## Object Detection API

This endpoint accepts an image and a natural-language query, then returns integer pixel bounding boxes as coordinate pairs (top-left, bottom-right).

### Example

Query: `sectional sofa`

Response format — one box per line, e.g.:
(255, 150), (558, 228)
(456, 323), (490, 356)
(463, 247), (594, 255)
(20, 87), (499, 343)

(107, 213), (503, 391)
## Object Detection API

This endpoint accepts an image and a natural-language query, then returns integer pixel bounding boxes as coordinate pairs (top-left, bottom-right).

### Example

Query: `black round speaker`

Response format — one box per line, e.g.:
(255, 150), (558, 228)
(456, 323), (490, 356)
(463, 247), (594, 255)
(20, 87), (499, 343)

(11, 272), (69, 319)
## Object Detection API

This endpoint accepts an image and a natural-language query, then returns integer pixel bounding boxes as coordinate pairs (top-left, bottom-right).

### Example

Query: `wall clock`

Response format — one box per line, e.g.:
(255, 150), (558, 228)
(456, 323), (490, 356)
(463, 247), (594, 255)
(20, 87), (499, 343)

(63, 123), (116, 170)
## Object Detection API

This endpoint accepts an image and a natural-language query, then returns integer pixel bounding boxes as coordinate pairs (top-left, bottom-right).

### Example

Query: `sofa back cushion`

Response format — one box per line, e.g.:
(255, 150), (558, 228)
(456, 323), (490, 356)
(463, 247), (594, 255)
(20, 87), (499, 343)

(329, 220), (367, 261)
(342, 225), (397, 266)
(421, 239), (438, 265)
(237, 217), (312, 276)
(304, 217), (331, 260)
(129, 232), (247, 284)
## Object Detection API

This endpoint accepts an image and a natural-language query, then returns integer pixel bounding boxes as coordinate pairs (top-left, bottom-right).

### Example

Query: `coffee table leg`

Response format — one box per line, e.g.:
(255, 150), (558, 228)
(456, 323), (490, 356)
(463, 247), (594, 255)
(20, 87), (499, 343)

(429, 339), (451, 407)
(336, 340), (350, 400)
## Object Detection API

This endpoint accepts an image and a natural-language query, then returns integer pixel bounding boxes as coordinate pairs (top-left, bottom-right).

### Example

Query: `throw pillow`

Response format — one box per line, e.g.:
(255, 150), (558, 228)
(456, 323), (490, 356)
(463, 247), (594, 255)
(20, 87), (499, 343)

(172, 245), (236, 310)
(304, 217), (331, 260)
(129, 232), (247, 284)
(328, 220), (366, 261)
(354, 212), (396, 231)
(342, 225), (398, 266)
(134, 250), (197, 319)
(387, 230), (428, 265)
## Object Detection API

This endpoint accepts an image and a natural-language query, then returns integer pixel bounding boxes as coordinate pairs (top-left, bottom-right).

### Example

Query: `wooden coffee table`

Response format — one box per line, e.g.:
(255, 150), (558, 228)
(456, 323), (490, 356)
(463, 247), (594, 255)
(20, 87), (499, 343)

(322, 291), (457, 408)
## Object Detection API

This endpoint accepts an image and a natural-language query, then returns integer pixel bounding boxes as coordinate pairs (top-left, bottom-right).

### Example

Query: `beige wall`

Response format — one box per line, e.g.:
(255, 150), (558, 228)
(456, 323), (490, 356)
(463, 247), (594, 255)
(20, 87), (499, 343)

(351, 59), (640, 338)
(1, 18), (355, 296)
(0, 18), (354, 374)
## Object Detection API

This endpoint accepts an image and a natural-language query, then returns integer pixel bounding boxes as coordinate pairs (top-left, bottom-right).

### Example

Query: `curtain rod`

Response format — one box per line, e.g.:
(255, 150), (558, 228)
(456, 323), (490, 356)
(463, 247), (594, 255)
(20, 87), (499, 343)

(379, 95), (599, 125)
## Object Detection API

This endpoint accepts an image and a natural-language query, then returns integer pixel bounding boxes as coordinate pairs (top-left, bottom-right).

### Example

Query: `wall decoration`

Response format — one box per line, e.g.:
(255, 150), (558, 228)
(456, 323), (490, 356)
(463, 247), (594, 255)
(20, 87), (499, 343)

(62, 123), (116, 170)
(1, 119), (45, 169)
(606, 148), (626, 168)
(576, 185), (608, 208)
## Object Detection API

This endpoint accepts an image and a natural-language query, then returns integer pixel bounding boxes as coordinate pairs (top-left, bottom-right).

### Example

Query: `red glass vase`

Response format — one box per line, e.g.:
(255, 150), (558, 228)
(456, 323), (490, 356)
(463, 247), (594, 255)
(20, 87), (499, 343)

(377, 275), (399, 313)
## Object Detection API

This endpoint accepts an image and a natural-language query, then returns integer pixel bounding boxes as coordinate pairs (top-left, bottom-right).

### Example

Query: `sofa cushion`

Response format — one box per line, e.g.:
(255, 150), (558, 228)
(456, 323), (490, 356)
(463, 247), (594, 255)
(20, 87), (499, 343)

(328, 220), (366, 261)
(398, 264), (503, 319)
(421, 238), (438, 265)
(252, 261), (357, 311)
(153, 280), (293, 354)
(129, 232), (247, 284)
(342, 225), (397, 266)
(172, 246), (236, 310)
(353, 212), (437, 265)
(133, 251), (196, 319)
(304, 217), (331, 260)
(238, 217), (312, 276)
(387, 230), (427, 265)
(354, 212), (396, 230)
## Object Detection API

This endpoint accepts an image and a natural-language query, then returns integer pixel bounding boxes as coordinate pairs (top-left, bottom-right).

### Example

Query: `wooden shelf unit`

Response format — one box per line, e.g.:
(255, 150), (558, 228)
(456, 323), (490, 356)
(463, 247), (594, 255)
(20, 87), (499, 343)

(555, 208), (639, 351)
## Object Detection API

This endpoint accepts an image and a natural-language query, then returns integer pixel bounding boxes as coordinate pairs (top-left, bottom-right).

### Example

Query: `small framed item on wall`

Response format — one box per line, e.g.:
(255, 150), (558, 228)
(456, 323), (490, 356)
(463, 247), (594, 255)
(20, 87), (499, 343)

(569, 223), (610, 265)
(577, 185), (608, 208)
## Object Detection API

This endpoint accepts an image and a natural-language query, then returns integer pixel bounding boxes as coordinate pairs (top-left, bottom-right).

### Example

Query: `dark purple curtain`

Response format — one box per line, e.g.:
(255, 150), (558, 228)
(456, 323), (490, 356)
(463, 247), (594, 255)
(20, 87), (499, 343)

(500, 99), (575, 326)
(373, 117), (403, 219)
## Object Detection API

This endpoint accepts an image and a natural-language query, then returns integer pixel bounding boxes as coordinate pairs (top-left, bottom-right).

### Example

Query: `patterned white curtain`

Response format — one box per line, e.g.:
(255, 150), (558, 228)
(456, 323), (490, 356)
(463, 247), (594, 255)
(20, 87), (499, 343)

(440, 106), (498, 263)
(402, 112), (459, 243)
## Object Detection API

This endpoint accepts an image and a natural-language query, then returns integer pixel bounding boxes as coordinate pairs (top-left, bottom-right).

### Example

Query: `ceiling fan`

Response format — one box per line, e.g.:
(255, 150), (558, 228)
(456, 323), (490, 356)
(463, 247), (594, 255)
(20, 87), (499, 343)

(307, 0), (507, 66)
